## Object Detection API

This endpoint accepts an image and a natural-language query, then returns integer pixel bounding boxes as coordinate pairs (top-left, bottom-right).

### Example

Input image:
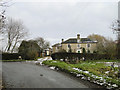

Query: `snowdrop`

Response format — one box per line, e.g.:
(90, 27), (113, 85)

(49, 67), (55, 70)
(83, 71), (89, 74)
(112, 84), (118, 87)
(105, 71), (109, 74)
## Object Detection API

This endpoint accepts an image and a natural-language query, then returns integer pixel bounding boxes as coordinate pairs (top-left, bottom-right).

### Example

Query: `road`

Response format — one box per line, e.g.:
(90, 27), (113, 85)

(2, 62), (102, 88)
(0, 61), (2, 89)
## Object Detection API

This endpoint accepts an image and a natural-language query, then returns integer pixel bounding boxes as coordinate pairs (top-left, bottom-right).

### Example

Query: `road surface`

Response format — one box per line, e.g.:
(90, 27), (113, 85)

(2, 62), (102, 88)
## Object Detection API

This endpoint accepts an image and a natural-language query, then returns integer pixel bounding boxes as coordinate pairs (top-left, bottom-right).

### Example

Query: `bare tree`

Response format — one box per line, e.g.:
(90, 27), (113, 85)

(0, 0), (13, 34)
(111, 20), (120, 59)
(0, 1), (6, 34)
(35, 37), (50, 52)
(4, 17), (28, 53)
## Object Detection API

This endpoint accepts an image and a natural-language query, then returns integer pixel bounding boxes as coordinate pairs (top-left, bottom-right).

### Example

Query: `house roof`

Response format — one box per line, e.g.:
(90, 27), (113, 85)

(61, 38), (97, 44)
(52, 43), (61, 47)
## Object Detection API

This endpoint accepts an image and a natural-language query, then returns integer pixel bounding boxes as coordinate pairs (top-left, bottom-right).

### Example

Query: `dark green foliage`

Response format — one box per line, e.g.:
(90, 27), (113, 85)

(93, 50), (97, 53)
(68, 48), (72, 53)
(87, 50), (90, 53)
(51, 52), (116, 62)
(82, 48), (86, 53)
(2, 53), (20, 60)
(58, 49), (66, 52)
(18, 40), (41, 60)
(117, 39), (120, 59)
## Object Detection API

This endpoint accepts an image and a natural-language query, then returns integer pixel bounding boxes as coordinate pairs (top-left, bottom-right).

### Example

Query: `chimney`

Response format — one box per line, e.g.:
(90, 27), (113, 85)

(77, 34), (80, 39)
(77, 34), (80, 43)
(62, 39), (64, 43)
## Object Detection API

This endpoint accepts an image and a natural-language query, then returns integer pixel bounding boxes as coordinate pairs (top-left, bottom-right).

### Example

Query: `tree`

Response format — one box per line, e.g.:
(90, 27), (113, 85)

(0, 0), (11, 34)
(111, 20), (120, 59)
(0, 10), (5, 33)
(82, 48), (86, 53)
(88, 34), (116, 59)
(87, 34), (107, 54)
(87, 50), (90, 53)
(3, 17), (28, 53)
(0, 1), (6, 33)
(35, 37), (50, 53)
(103, 38), (116, 59)
(18, 40), (41, 60)
(58, 49), (66, 52)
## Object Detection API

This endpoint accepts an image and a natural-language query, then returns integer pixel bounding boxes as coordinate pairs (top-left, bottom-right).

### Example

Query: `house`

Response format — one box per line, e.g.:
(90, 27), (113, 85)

(42, 48), (52, 57)
(52, 34), (97, 53)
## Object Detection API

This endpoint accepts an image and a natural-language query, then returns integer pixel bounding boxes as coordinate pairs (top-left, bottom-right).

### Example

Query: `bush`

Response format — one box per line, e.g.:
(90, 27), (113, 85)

(26, 49), (38, 60)
(18, 40), (40, 60)
(51, 52), (115, 62)
(2, 53), (20, 60)
(82, 48), (86, 53)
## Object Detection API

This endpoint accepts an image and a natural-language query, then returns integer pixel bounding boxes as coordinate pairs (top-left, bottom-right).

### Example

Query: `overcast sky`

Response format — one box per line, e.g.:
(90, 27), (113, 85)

(5, 0), (118, 46)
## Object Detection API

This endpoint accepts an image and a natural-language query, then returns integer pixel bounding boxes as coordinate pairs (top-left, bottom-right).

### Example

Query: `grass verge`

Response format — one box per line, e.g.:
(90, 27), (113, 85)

(42, 60), (120, 89)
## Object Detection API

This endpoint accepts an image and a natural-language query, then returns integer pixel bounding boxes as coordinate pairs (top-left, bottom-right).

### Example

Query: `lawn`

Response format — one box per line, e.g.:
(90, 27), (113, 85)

(42, 59), (119, 89)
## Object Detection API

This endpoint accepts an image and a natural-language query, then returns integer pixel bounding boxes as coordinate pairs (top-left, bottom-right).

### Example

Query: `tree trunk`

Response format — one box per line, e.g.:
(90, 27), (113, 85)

(11, 36), (19, 53)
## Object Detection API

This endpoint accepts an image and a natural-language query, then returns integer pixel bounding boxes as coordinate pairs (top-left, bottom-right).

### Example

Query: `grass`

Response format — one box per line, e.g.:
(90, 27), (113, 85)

(73, 62), (118, 78)
(79, 59), (119, 63)
(42, 60), (120, 89)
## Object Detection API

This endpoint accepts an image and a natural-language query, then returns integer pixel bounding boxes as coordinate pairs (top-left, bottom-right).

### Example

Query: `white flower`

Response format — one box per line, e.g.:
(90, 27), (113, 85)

(99, 83), (104, 85)
(88, 77), (90, 80)
(112, 84), (118, 87)
(52, 61), (57, 63)
(83, 71), (89, 74)
(76, 74), (83, 77)
(81, 77), (85, 80)
(105, 71), (109, 74)
(76, 74), (81, 77)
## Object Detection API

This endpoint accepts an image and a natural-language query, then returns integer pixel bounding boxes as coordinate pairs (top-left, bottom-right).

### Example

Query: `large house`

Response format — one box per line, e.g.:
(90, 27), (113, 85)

(52, 34), (97, 53)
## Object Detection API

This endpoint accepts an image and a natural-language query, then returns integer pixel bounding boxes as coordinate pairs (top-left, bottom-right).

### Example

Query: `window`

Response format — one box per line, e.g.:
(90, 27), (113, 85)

(87, 44), (90, 48)
(68, 44), (71, 48)
(78, 44), (80, 48)
(56, 46), (59, 50)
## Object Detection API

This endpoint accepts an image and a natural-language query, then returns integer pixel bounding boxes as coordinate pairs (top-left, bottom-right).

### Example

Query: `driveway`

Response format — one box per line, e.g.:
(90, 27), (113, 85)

(2, 62), (90, 88)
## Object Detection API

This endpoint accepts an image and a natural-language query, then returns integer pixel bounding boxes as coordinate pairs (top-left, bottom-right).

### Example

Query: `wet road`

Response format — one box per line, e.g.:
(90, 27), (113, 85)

(2, 62), (90, 88)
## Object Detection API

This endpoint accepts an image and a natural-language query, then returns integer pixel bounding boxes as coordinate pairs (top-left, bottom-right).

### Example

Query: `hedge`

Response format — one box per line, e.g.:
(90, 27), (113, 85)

(1, 53), (20, 60)
(51, 52), (114, 61)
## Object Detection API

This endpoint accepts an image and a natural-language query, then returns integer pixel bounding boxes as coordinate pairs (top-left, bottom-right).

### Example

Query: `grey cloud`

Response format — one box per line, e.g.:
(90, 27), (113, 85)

(6, 1), (117, 45)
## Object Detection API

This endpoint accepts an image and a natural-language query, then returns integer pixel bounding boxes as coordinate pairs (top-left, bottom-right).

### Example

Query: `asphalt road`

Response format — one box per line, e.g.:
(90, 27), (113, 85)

(0, 62), (2, 89)
(2, 62), (100, 88)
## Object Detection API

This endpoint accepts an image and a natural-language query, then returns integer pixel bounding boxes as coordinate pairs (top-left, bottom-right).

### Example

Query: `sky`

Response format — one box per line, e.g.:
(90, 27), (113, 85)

(4, 0), (119, 46)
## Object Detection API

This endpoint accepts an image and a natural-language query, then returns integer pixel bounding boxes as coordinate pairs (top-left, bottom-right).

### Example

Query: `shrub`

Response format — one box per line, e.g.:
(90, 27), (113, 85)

(51, 52), (116, 62)
(2, 53), (20, 60)
(82, 48), (86, 53)
(26, 49), (38, 60)
(18, 40), (40, 60)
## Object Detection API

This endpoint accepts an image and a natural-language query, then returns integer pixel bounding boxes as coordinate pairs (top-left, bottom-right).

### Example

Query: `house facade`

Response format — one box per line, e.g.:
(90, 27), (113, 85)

(52, 34), (97, 53)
